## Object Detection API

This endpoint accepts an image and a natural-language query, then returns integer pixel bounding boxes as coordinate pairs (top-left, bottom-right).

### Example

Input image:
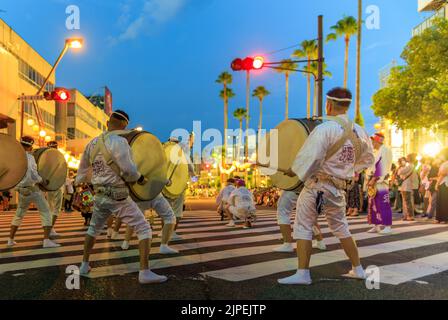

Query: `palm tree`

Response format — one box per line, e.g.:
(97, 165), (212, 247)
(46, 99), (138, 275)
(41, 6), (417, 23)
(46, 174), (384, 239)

(216, 72), (233, 165)
(292, 40), (317, 118)
(275, 59), (297, 119)
(309, 62), (332, 117)
(252, 86), (270, 135)
(233, 108), (247, 163)
(355, 0), (365, 127)
(327, 16), (358, 88)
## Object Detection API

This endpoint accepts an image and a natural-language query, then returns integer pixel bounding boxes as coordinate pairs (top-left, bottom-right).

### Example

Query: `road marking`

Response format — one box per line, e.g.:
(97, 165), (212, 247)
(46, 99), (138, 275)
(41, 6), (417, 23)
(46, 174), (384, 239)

(377, 252), (448, 285)
(201, 228), (448, 282)
(85, 224), (443, 279)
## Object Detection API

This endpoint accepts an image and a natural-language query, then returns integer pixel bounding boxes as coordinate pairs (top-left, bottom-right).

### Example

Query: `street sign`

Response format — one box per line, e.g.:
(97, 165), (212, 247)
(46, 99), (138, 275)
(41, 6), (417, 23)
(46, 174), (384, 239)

(17, 95), (45, 101)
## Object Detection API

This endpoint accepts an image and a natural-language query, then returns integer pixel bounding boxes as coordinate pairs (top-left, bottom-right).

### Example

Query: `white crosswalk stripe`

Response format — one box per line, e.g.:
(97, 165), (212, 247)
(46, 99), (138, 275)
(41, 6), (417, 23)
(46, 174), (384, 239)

(0, 210), (447, 286)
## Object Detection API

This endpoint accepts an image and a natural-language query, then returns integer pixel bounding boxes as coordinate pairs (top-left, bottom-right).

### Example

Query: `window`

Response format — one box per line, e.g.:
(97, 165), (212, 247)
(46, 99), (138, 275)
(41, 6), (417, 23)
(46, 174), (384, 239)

(18, 58), (55, 92)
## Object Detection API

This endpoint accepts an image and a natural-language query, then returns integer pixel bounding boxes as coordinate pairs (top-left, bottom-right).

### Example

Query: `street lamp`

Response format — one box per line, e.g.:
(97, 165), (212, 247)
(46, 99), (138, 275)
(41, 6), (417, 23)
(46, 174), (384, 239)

(22, 37), (84, 145)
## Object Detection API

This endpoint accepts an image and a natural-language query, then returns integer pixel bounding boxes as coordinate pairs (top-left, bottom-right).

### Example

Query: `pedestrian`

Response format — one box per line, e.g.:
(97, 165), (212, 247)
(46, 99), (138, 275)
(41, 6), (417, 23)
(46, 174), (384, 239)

(398, 156), (415, 221)
(7, 136), (60, 248)
(1, 190), (12, 211)
(392, 160), (404, 212)
(64, 171), (75, 212)
(278, 87), (375, 285)
(423, 158), (439, 221)
(347, 172), (361, 217)
(367, 133), (393, 234)
(435, 150), (448, 224)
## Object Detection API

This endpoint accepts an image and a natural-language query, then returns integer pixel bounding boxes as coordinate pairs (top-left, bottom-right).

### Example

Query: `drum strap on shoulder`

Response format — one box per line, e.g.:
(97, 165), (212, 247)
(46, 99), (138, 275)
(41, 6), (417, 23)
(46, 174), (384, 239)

(324, 116), (362, 162)
(90, 132), (122, 178)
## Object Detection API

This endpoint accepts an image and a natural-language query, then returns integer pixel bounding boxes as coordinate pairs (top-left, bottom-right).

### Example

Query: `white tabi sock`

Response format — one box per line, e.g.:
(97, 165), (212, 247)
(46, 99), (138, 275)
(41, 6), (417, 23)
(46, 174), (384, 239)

(278, 269), (312, 285)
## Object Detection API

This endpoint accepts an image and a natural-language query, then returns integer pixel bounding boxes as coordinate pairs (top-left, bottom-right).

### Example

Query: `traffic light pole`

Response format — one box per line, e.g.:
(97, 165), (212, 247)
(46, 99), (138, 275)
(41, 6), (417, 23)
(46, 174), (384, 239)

(317, 15), (324, 117)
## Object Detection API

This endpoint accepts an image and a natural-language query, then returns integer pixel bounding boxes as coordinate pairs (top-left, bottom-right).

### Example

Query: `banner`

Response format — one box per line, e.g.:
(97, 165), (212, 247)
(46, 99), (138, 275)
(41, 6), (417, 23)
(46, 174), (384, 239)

(104, 86), (113, 116)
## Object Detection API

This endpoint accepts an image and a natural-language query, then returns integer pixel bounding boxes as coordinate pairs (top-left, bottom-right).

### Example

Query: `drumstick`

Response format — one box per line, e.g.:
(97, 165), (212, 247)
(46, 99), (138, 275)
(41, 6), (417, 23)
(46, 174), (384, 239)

(256, 162), (290, 174)
(45, 163), (64, 186)
(168, 159), (181, 181)
(0, 167), (8, 179)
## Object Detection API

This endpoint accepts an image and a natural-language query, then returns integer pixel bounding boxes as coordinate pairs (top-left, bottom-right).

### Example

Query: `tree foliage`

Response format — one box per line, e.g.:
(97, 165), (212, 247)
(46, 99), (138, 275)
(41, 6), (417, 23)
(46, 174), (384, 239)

(371, 19), (448, 130)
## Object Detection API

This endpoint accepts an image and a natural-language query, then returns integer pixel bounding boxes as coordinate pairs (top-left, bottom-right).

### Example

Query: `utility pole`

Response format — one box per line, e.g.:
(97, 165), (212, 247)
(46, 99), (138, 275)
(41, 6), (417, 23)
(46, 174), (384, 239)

(317, 15), (324, 117)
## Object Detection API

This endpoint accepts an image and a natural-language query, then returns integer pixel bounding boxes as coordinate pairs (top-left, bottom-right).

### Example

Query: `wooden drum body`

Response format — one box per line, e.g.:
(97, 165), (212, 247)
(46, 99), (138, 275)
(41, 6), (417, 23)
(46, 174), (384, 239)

(0, 134), (28, 191)
(258, 118), (322, 191)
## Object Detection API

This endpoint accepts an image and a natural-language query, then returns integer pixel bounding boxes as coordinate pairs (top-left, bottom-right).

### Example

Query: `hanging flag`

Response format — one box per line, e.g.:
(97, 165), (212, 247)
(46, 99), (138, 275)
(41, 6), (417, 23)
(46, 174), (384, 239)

(104, 86), (113, 116)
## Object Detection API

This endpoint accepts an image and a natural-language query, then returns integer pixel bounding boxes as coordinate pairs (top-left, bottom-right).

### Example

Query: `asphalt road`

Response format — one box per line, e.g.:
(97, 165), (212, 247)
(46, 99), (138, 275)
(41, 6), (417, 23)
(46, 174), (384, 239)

(0, 198), (447, 300)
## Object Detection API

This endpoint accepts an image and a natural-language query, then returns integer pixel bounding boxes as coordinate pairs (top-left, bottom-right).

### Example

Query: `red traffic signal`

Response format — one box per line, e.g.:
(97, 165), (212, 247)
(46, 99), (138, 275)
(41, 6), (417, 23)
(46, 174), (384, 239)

(231, 58), (244, 71)
(231, 56), (265, 71)
(44, 88), (71, 102)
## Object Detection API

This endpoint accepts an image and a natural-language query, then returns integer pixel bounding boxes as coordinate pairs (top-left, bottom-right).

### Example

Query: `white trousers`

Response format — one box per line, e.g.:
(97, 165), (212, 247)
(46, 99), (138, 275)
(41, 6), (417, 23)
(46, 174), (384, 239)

(229, 204), (256, 221)
(88, 195), (151, 240)
(138, 194), (177, 224)
(12, 190), (52, 227)
(293, 179), (351, 241)
(277, 191), (298, 225)
(47, 188), (63, 217)
(165, 191), (185, 219)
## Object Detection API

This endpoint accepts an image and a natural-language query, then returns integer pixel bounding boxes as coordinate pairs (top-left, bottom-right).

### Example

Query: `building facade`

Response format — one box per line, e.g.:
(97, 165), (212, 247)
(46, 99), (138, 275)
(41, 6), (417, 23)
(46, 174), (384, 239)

(0, 18), (56, 142)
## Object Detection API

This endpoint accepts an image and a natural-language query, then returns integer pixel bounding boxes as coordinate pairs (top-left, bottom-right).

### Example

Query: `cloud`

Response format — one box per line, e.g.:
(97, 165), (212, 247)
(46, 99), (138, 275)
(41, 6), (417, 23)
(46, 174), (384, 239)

(364, 41), (391, 51)
(110, 0), (186, 45)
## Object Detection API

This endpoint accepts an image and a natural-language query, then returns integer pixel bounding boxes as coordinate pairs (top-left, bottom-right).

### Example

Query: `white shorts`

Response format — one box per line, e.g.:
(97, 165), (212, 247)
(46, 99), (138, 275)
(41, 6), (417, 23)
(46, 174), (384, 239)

(138, 194), (176, 224)
(88, 195), (151, 240)
(293, 179), (351, 241)
(47, 188), (63, 217)
(12, 190), (52, 227)
(165, 192), (185, 219)
(277, 190), (298, 225)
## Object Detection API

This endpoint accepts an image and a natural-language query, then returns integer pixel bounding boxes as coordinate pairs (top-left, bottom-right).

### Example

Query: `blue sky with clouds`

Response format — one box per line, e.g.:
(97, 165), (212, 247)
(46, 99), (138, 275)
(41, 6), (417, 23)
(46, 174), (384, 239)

(0, 0), (432, 140)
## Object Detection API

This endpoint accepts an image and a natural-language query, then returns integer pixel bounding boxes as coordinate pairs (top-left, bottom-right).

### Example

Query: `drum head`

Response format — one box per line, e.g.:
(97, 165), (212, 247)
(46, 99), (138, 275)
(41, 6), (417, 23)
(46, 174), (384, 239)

(0, 134), (27, 191)
(125, 131), (167, 201)
(34, 148), (68, 191)
(259, 119), (321, 191)
(162, 142), (189, 199)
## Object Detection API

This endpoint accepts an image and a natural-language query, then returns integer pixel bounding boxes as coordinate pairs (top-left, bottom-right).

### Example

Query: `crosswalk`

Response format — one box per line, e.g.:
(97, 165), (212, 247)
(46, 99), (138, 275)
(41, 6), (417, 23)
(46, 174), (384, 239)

(0, 209), (448, 286)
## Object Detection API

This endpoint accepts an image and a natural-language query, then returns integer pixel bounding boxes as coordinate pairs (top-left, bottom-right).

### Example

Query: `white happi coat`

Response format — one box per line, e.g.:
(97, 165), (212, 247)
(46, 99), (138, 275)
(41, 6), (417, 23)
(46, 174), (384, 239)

(291, 114), (375, 241)
(227, 187), (256, 220)
(76, 132), (151, 240)
(216, 184), (236, 210)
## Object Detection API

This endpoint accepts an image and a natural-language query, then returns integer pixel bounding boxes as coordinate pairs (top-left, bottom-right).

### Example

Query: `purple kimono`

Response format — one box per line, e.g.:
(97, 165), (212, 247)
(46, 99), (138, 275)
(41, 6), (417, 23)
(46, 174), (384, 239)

(368, 145), (393, 226)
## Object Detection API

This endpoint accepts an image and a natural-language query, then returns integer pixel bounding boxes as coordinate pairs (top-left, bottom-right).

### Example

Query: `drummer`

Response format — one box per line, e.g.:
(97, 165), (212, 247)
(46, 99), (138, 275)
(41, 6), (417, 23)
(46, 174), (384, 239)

(7, 136), (61, 248)
(274, 190), (326, 253)
(75, 110), (167, 284)
(278, 87), (375, 285)
(45, 140), (64, 237)
(165, 135), (197, 241)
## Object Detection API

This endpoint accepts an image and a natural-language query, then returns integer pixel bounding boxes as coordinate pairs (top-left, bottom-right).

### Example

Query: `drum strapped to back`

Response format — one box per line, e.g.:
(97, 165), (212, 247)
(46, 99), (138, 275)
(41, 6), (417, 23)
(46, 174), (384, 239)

(258, 118), (322, 192)
(33, 147), (68, 191)
(258, 116), (361, 192)
(0, 133), (28, 192)
(91, 130), (168, 202)
(162, 141), (190, 200)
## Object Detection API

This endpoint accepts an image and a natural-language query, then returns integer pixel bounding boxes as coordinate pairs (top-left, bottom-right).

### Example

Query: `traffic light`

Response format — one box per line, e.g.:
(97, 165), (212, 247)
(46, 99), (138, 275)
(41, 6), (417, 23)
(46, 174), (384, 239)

(44, 88), (71, 102)
(231, 56), (265, 71)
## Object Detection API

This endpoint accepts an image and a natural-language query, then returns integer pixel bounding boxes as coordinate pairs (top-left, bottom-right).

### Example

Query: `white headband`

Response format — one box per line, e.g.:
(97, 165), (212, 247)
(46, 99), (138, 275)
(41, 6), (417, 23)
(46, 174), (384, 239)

(327, 95), (352, 102)
(111, 111), (129, 124)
